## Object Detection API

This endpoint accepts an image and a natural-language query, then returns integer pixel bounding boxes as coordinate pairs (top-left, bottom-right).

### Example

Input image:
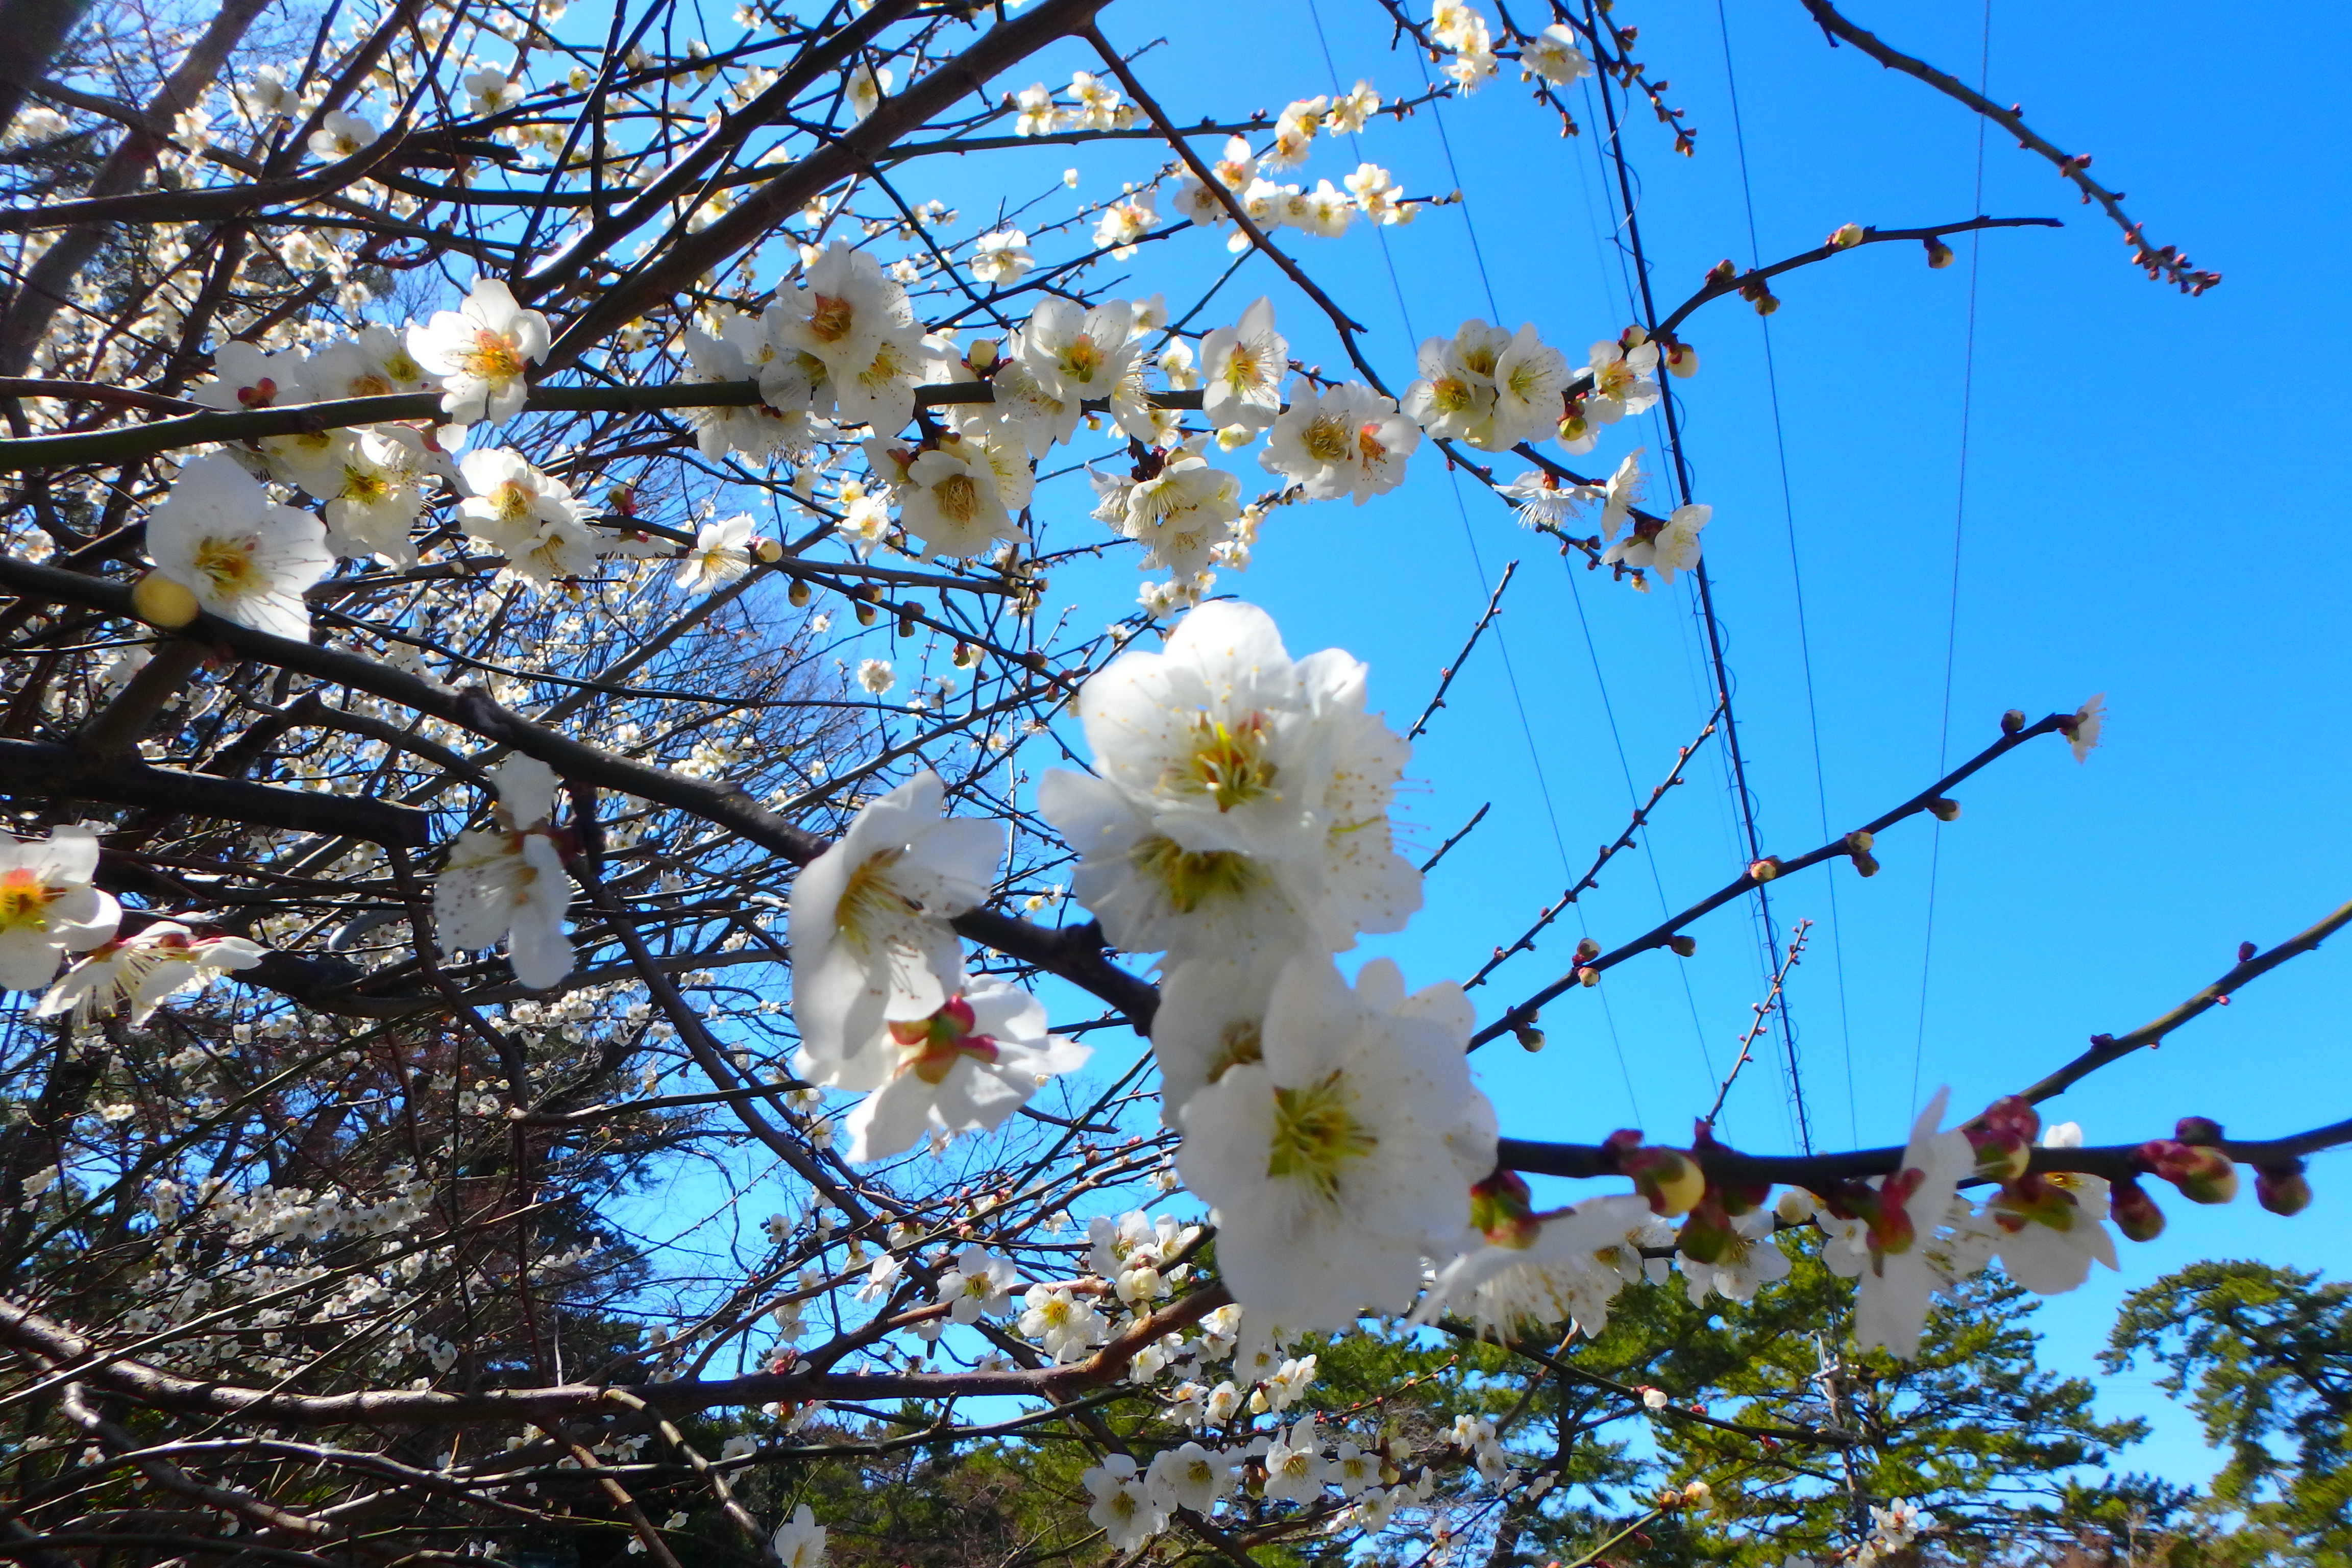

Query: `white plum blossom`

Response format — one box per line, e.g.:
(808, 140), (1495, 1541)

(310, 427), (439, 566)
(1522, 24), (1593, 84)
(432, 756), (576, 989)
(936, 1244), (1018, 1322)
(1415, 1193), (1658, 1337)
(857, 658), (896, 695)
(1020, 1283), (1105, 1361)
(677, 513), (757, 593)
(835, 981), (1091, 1161)
(771, 1504), (827, 1568)
(1603, 502), (1710, 587)
(865, 434), (1022, 560)
(1839, 1087), (1972, 1359)
(1199, 298), (1287, 434)
(307, 109), (377, 161)
(145, 454), (333, 639)
(455, 448), (600, 586)
(0, 827), (121, 991)
(1038, 600), (1421, 956)
(1598, 450), (1646, 540)
(1586, 335), (1661, 424)
(1146, 1441), (1228, 1515)
(408, 278), (550, 425)
(2070, 694), (2106, 762)
(970, 229), (1034, 284)
(36, 922), (265, 1027)
(785, 770), (1003, 1074)
(1678, 1205), (1793, 1306)
(1263, 1413), (1327, 1502)
(1084, 1454), (1163, 1550)
(1260, 380), (1418, 503)
(1177, 953), (1483, 1331)
(1983, 1122), (2119, 1294)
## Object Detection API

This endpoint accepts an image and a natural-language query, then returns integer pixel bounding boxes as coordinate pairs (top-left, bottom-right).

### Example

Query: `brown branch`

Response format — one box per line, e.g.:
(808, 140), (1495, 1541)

(1408, 560), (1515, 741)
(2018, 895), (2352, 1105)
(1463, 702), (1720, 992)
(0, 1284), (1233, 1428)
(1469, 710), (2069, 1048)
(1494, 1112), (2352, 1191)
(1703, 920), (1812, 1125)
(1799, 0), (2220, 293)
(0, 738), (433, 847)
(1652, 216), (2062, 340)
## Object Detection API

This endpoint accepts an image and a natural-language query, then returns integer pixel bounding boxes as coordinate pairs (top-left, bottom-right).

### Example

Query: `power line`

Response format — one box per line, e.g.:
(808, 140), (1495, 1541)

(1713, 0), (1857, 1148)
(1914, 0), (1995, 1117)
(1578, 0), (1814, 1153)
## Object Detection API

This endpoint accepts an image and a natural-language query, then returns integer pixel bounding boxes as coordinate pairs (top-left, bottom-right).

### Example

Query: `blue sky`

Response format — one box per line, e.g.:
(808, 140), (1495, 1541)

(937, 0), (2352, 1487)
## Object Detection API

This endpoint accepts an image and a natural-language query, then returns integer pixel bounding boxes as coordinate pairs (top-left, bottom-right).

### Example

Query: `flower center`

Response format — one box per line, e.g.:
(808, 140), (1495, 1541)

(833, 848), (914, 954)
(0, 868), (61, 930)
(1060, 334), (1103, 384)
(1267, 1070), (1377, 1209)
(932, 472), (979, 523)
(489, 480), (535, 526)
(1302, 413), (1352, 463)
(1177, 711), (1278, 811)
(349, 372), (394, 397)
(1220, 345), (1263, 393)
(1204, 1018), (1262, 1083)
(343, 464), (389, 503)
(464, 328), (524, 382)
(1131, 835), (1264, 914)
(190, 534), (264, 597)
(808, 293), (855, 344)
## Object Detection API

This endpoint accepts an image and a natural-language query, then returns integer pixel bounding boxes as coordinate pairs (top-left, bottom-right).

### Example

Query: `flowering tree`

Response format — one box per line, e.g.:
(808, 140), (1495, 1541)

(0, 0), (2322, 1564)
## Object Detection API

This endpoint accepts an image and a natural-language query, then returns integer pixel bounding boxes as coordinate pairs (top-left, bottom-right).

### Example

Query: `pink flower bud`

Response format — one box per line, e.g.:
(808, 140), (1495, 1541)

(2111, 1176), (2166, 1241)
(2256, 1161), (2312, 1217)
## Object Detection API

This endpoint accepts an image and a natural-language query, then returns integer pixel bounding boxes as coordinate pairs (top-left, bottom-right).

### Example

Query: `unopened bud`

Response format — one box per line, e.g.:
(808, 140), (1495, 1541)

(1620, 323), (1649, 349)
(1619, 1142), (1706, 1218)
(1574, 937), (1600, 963)
(1748, 856), (1782, 882)
(967, 337), (999, 372)
(2141, 1138), (2239, 1205)
(2237, 941), (2258, 963)
(1471, 1170), (1541, 1245)
(1683, 1480), (1712, 1508)
(1846, 830), (1874, 853)
(854, 602), (878, 626)
(1774, 1187), (1817, 1224)
(1706, 258), (1738, 285)
(2176, 1116), (2225, 1146)
(754, 537), (782, 563)
(1852, 851), (1880, 877)
(1667, 934), (1696, 958)
(2000, 708), (2026, 734)
(952, 641), (981, 668)
(1676, 1202), (1733, 1264)
(2256, 1160), (2312, 1216)
(1827, 222), (1866, 249)
(1927, 797), (1961, 822)
(1752, 290), (1780, 317)
(1662, 339), (1698, 378)
(1925, 237), (1955, 268)
(1514, 1025), (1545, 1054)
(897, 612), (917, 637)
(1576, 966), (1600, 988)
(788, 580), (811, 606)
(130, 570), (200, 630)
(2111, 1176), (2166, 1241)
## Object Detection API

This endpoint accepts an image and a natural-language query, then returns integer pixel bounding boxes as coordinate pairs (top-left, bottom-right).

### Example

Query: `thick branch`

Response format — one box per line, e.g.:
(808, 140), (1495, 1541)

(0, 738), (432, 846)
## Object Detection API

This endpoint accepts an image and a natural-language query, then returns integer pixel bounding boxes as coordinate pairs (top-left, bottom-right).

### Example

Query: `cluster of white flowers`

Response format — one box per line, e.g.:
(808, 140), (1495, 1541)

(3, 825), (267, 1025)
(784, 770), (1090, 1161)
(432, 755), (579, 990)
